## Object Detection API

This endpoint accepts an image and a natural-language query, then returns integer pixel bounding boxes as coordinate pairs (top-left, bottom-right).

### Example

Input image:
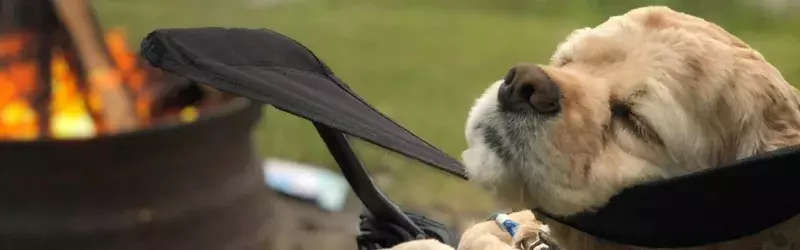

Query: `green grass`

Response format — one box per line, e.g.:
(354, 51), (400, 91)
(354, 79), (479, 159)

(93, 0), (800, 219)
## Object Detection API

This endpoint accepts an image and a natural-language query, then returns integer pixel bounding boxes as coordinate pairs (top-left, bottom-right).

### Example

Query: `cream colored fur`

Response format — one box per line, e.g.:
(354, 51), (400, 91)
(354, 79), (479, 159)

(457, 5), (800, 250)
(391, 239), (457, 250)
(388, 211), (545, 250)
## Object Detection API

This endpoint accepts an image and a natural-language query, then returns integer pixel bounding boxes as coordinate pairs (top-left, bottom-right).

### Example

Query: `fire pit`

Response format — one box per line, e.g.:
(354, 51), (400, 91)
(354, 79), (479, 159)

(0, 1), (272, 249)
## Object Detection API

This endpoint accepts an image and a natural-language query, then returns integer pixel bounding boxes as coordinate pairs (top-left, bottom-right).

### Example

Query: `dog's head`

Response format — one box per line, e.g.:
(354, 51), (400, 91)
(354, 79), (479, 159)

(463, 6), (800, 216)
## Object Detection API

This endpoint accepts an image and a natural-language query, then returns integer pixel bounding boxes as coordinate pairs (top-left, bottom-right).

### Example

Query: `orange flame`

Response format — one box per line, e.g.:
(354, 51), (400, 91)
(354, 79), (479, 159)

(0, 32), (39, 139)
(0, 28), (189, 141)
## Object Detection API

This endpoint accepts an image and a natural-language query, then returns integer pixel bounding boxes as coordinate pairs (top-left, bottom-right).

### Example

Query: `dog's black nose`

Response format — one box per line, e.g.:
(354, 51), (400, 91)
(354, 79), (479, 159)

(498, 63), (561, 114)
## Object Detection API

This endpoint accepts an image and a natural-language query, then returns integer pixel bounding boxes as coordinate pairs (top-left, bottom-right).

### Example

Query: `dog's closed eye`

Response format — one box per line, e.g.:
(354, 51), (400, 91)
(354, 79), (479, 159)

(611, 101), (633, 118)
(610, 100), (664, 146)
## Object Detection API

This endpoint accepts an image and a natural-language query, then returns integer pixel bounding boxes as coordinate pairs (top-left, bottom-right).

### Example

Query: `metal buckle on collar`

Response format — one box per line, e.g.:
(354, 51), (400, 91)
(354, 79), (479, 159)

(518, 230), (560, 250)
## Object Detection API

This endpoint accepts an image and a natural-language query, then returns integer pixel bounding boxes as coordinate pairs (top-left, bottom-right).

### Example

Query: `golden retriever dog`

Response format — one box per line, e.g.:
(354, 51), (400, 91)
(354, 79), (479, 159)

(458, 5), (800, 250)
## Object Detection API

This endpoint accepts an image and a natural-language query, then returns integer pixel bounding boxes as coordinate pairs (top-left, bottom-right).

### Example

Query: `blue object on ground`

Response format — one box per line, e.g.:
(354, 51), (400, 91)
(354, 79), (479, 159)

(263, 158), (350, 212)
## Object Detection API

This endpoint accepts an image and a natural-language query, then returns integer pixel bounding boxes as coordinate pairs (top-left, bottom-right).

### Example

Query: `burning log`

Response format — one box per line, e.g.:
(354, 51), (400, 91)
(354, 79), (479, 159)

(51, 0), (139, 133)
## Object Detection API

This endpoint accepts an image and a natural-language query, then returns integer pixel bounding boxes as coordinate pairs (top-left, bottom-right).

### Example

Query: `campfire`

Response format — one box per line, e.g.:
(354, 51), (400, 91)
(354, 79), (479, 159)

(0, 0), (209, 141)
(0, 1), (271, 249)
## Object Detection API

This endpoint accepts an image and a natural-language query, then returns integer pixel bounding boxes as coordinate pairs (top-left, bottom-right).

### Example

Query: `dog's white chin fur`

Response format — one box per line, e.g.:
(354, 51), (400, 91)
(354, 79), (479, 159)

(462, 81), (504, 189)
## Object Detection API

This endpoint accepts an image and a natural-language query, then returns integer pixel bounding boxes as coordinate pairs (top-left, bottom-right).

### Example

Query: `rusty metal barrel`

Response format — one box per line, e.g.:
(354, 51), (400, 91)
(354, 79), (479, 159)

(0, 98), (273, 250)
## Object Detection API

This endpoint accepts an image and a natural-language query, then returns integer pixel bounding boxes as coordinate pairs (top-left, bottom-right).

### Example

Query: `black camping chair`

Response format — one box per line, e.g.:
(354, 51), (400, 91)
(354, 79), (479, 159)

(141, 27), (466, 249)
(140, 28), (800, 249)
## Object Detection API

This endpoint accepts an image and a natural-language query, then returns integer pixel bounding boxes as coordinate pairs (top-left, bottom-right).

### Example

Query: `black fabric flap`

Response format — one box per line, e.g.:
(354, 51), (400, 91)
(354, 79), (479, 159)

(538, 145), (800, 248)
(139, 27), (467, 179)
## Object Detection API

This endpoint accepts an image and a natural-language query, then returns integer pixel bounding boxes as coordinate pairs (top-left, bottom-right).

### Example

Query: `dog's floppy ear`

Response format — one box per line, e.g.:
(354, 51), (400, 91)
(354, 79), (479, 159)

(729, 52), (800, 155)
(758, 80), (800, 152)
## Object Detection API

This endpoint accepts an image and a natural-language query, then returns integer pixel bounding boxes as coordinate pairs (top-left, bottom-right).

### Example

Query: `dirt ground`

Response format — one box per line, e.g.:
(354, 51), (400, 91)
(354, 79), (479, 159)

(267, 190), (363, 250)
